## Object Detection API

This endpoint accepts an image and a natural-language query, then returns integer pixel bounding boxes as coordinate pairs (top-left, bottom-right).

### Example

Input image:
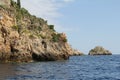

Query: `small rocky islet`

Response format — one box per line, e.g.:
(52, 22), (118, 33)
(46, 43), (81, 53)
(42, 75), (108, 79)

(88, 46), (112, 55)
(0, 0), (83, 62)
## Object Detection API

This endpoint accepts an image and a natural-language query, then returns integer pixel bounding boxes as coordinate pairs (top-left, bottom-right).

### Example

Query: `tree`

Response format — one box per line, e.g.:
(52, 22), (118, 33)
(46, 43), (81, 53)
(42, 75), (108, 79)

(17, 0), (21, 8)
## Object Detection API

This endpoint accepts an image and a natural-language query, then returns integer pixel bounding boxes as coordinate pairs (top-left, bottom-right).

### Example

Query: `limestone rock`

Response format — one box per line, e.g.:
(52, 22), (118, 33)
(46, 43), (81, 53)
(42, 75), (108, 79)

(88, 46), (112, 55)
(0, 1), (82, 62)
(68, 48), (84, 56)
(72, 49), (84, 56)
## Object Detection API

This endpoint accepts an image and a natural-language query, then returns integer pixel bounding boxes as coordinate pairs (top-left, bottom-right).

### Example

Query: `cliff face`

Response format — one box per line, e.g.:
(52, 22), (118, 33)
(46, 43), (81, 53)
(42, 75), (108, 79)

(0, 1), (82, 62)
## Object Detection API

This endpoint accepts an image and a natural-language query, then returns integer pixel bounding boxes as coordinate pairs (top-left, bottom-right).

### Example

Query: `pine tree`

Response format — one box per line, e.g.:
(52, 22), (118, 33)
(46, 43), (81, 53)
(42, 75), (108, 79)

(17, 0), (21, 8)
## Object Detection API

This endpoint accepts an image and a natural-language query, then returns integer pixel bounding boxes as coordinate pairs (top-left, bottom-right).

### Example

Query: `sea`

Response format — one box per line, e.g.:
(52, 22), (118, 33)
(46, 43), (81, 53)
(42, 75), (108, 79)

(0, 55), (120, 80)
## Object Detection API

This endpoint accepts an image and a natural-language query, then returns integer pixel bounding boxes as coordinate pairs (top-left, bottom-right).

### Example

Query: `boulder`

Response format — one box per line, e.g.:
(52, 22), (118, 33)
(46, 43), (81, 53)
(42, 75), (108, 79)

(88, 46), (112, 55)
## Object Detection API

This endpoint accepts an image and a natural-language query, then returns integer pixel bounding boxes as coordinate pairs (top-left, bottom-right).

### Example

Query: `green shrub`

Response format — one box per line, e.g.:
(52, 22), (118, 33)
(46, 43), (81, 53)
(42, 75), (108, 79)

(28, 26), (42, 33)
(12, 25), (18, 31)
(37, 26), (42, 31)
(12, 25), (22, 34)
(16, 9), (22, 22)
(22, 29), (30, 34)
(52, 33), (60, 42)
(17, 0), (21, 9)
(52, 33), (68, 42)
(48, 25), (55, 31)
(11, 0), (18, 8)
(63, 38), (67, 42)
(29, 34), (35, 39)
(20, 8), (30, 16)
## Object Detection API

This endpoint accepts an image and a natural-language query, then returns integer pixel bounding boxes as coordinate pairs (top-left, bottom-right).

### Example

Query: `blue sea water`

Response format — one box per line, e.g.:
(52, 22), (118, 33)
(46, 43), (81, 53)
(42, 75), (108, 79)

(0, 55), (120, 80)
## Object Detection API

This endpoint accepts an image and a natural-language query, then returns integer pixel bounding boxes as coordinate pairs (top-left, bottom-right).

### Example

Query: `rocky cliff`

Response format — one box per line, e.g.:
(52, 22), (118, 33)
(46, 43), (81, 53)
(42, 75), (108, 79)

(88, 46), (112, 55)
(0, 0), (83, 62)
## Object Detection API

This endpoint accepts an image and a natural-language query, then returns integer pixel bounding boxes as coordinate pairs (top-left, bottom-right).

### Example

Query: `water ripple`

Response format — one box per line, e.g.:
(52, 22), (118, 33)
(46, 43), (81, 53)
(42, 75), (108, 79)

(1, 55), (120, 80)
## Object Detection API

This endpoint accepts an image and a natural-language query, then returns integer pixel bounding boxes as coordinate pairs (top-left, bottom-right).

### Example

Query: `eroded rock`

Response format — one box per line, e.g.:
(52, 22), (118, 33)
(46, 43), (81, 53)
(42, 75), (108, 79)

(0, 0), (82, 62)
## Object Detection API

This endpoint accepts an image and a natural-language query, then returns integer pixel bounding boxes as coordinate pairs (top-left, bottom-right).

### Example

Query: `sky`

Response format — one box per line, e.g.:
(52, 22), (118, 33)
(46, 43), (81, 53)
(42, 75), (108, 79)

(14, 0), (120, 54)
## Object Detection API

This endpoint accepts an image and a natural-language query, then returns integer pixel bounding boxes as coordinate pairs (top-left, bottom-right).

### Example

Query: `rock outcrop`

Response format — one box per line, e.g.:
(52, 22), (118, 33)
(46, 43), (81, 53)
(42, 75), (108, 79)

(88, 46), (112, 55)
(69, 49), (84, 56)
(0, 0), (83, 62)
